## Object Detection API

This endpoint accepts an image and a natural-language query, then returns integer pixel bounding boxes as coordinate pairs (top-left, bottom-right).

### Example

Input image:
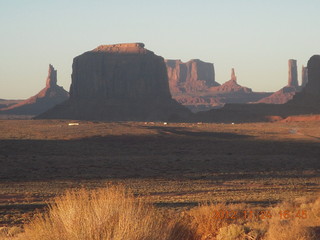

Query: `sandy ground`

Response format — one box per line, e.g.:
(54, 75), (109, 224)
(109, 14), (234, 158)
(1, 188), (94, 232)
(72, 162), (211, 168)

(0, 120), (319, 226)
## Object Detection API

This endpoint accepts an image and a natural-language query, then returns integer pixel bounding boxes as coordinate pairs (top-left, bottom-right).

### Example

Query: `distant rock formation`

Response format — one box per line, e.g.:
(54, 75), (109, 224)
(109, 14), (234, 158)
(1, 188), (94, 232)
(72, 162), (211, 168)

(289, 55), (320, 106)
(0, 99), (23, 109)
(165, 59), (219, 95)
(302, 55), (320, 95)
(230, 68), (237, 81)
(256, 86), (297, 104)
(196, 55), (320, 123)
(166, 66), (271, 112)
(209, 68), (252, 94)
(257, 59), (302, 104)
(37, 43), (191, 121)
(0, 65), (69, 115)
(301, 65), (308, 87)
(288, 59), (299, 87)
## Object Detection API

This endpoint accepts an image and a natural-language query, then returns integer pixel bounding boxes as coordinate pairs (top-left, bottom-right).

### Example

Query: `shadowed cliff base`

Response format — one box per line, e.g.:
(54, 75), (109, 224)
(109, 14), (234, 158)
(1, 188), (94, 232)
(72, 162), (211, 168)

(36, 98), (192, 122)
(1, 123), (319, 181)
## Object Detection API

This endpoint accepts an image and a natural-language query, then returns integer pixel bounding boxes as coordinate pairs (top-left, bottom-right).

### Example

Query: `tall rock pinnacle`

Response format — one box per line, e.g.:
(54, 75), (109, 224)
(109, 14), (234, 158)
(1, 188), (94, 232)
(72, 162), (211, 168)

(46, 64), (57, 88)
(288, 59), (298, 87)
(0, 64), (68, 115)
(301, 65), (308, 88)
(231, 68), (237, 82)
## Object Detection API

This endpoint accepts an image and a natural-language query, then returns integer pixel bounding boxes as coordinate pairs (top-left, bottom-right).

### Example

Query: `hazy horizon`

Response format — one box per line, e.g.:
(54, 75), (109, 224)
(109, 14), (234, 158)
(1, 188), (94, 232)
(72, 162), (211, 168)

(1, 0), (319, 99)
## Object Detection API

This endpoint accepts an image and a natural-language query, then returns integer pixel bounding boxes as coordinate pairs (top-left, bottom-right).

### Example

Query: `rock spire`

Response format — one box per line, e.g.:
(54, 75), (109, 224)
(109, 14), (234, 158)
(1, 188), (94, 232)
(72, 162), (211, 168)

(46, 64), (57, 88)
(301, 65), (308, 88)
(288, 59), (298, 87)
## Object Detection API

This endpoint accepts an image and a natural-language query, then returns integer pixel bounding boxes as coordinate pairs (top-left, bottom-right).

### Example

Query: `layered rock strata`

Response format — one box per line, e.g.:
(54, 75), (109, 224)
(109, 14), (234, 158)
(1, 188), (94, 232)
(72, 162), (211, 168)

(165, 59), (219, 95)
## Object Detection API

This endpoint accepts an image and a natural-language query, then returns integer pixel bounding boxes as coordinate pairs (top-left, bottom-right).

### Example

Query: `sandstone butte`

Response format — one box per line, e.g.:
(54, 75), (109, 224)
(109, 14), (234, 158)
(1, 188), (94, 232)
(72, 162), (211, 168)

(36, 43), (191, 121)
(165, 61), (272, 112)
(165, 59), (219, 95)
(196, 55), (320, 123)
(0, 64), (69, 115)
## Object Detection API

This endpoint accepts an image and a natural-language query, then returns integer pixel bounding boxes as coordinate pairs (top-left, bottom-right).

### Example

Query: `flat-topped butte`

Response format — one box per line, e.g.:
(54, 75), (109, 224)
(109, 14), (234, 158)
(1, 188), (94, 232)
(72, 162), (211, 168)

(92, 43), (149, 54)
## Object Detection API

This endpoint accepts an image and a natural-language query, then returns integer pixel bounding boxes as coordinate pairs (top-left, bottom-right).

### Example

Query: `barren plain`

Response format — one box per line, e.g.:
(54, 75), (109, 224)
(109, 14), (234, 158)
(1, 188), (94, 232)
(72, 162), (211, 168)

(0, 119), (319, 228)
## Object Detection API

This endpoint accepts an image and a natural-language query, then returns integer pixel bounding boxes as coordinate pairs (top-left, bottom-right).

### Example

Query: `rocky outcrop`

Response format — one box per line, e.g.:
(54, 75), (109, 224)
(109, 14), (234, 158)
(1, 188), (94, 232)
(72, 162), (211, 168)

(37, 43), (191, 121)
(206, 68), (270, 104)
(230, 68), (237, 81)
(209, 69), (252, 94)
(0, 65), (69, 115)
(167, 67), (271, 112)
(288, 59), (299, 87)
(302, 55), (320, 95)
(196, 55), (320, 123)
(165, 59), (219, 95)
(172, 95), (222, 112)
(288, 55), (320, 106)
(256, 86), (297, 104)
(257, 59), (302, 104)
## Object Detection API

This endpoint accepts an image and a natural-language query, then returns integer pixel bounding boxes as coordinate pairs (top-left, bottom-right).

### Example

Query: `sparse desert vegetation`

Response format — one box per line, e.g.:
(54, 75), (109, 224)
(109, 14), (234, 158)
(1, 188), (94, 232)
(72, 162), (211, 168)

(1, 185), (319, 240)
(0, 119), (319, 239)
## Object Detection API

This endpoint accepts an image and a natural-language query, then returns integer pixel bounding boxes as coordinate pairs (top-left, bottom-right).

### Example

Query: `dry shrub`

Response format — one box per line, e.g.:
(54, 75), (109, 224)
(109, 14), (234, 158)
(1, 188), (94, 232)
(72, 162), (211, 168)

(187, 203), (246, 240)
(264, 196), (320, 240)
(185, 196), (320, 240)
(14, 186), (194, 240)
(9, 185), (320, 240)
(216, 224), (246, 240)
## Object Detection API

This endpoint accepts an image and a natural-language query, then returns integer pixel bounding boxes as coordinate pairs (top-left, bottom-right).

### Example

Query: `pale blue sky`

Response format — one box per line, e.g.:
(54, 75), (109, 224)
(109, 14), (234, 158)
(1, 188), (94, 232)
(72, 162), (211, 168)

(1, 0), (319, 99)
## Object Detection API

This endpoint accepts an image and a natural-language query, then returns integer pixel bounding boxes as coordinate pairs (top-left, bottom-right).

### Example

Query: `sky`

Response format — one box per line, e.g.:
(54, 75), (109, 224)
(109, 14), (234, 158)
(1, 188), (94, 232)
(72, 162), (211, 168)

(1, 0), (320, 99)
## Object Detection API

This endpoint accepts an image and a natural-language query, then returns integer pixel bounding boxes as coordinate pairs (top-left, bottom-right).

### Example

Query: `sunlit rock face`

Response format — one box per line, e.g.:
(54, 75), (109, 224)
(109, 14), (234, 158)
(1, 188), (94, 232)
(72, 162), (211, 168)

(165, 59), (219, 95)
(37, 43), (191, 121)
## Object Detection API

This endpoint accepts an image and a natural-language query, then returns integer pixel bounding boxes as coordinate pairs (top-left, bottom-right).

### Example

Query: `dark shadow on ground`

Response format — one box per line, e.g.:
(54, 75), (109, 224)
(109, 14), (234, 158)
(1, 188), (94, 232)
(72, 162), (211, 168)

(0, 126), (319, 182)
(140, 125), (250, 139)
(154, 200), (280, 209)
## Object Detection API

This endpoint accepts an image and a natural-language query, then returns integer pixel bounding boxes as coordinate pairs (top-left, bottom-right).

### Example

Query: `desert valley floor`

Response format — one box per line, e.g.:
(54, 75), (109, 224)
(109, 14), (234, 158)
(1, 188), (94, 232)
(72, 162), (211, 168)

(0, 119), (319, 227)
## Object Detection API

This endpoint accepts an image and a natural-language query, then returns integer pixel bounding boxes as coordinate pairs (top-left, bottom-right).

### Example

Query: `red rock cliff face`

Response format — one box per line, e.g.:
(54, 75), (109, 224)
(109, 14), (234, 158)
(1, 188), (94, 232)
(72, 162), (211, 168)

(70, 43), (171, 101)
(37, 43), (191, 121)
(165, 59), (219, 95)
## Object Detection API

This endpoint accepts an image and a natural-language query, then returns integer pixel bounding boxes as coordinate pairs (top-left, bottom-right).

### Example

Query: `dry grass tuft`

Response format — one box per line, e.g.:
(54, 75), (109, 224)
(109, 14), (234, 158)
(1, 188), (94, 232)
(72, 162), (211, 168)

(187, 203), (241, 239)
(12, 185), (193, 240)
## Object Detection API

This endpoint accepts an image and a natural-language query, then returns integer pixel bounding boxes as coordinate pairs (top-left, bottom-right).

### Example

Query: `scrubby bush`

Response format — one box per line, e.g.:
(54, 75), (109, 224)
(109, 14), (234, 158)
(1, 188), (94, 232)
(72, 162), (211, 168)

(10, 186), (320, 240)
